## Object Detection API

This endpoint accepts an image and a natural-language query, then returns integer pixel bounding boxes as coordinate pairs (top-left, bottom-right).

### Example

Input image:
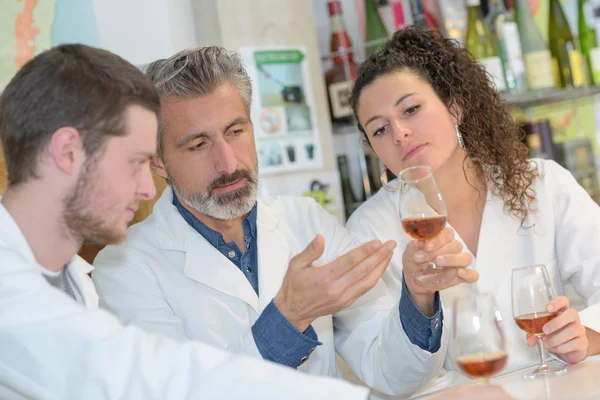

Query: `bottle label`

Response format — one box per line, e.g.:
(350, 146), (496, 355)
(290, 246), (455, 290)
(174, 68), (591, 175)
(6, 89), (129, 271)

(328, 80), (354, 119)
(502, 22), (525, 76)
(569, 49), (589, 87)
(524, 50), (555, 89)
(466, 0), (481, 6)
(480, 56), (507, 91)
(589, 47), (600, 84)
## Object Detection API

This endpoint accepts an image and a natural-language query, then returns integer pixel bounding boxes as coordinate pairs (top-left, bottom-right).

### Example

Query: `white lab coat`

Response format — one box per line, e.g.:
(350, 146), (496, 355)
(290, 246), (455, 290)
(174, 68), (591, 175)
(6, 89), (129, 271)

(347, 159), (600, 378)
(92, 187), (447, 397)
(0, 202), (370, 400)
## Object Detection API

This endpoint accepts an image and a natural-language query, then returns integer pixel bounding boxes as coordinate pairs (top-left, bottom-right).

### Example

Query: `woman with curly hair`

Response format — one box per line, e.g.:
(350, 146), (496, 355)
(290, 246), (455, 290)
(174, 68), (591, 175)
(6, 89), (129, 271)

(346, 27), (600, 382)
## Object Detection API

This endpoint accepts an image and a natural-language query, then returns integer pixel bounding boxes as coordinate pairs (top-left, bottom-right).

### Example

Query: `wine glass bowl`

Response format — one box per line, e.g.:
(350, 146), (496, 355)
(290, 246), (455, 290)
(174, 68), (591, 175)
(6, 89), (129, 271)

(453, 293), (508, 383)
(511, 264), (567, 379)
(397, 165), (453, 285)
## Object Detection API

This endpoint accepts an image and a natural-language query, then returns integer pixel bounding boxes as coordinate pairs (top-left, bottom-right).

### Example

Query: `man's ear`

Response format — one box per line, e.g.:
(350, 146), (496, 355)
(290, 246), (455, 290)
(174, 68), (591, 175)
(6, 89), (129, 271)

(150, 155), (168, 180)
(48, 127), (84, 176)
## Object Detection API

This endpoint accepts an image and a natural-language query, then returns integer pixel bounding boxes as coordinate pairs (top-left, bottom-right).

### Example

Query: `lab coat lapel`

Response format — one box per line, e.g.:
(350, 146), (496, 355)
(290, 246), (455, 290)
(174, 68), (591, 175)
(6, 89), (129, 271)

(256, 200), (292, 314)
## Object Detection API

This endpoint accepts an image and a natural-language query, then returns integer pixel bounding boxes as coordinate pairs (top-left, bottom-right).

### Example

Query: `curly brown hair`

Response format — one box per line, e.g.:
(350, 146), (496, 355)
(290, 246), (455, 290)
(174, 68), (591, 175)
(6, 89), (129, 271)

(349, 27), (538, 221)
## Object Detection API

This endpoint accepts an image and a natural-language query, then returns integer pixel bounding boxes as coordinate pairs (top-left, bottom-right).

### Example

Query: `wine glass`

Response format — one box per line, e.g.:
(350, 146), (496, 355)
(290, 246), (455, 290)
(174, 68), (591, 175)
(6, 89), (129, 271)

(453, 293), (508, 384)
(512, 264), (567, 379)
(397, 165), (453, 285)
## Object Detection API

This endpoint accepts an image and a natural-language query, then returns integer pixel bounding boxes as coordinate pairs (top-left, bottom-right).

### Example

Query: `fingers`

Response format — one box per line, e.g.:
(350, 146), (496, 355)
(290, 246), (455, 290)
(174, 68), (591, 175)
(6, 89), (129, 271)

(420, 227), (455, 251)
(289, 234), (326, 268)
(413, 239), (469, 266)
(336, 250), (393, 307)
(335, 240), (396, 286)
(526, 334), (537, 347)
(547, 296), (570, 313)
(543, 307), (579, 336)
(433, 252), (473, 268)
(456, 268), (479, 284)
(325, 239), (390, 281)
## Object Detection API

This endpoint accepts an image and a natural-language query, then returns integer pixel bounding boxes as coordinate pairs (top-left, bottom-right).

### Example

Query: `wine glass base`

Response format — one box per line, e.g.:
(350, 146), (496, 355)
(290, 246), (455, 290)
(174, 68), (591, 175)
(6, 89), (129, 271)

(414, 266), (455, 286)
(523, 364), (567, 379)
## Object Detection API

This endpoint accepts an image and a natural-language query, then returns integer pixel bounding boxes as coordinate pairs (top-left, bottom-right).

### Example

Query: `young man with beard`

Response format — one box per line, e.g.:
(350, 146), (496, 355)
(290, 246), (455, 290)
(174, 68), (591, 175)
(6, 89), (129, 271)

(92, 46), (478, 398)
(0, 44), (375, 400)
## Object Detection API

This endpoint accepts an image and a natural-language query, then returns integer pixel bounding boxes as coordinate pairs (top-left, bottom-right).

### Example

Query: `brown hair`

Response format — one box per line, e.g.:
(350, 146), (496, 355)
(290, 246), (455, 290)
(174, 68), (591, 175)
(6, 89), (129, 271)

(349, 27), (537, 221)
(0, 44), (161, 186)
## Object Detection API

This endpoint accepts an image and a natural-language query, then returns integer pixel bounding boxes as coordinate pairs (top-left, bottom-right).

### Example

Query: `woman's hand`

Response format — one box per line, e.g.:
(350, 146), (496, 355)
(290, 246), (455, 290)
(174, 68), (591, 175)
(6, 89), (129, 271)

(402, 227), (477, 315)
(526, 296), (588, 364)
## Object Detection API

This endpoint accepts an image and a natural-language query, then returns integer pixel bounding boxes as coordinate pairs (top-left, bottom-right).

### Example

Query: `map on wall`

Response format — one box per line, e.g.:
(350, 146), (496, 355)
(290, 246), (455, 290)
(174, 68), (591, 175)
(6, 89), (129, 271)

(0, 0), (99, 90)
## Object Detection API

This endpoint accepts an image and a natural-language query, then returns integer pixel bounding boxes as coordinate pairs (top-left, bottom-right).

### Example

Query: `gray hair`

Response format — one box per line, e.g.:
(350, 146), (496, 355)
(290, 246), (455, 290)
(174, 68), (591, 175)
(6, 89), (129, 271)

(144, 46), (253, 158)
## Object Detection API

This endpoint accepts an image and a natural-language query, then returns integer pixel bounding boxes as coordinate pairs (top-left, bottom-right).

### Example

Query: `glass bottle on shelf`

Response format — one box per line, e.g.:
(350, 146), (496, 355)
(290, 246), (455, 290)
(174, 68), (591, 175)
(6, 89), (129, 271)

(366, 0), (389, 55)
(408, 0), (431, 29)
(324, 0), (359, 124)
(579, 0), (600, 84)
(486, 0), (527, 93)
(378, 0), (397, 34)
(337, 155), (359, 219)
(514, 0), (555, 90)
(549, 0), (589, 88)
(466, 0), (507, 92)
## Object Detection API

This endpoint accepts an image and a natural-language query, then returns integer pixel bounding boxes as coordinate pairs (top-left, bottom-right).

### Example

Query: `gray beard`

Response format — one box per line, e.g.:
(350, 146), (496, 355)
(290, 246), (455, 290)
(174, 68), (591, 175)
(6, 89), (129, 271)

(168, 168), (258, 220)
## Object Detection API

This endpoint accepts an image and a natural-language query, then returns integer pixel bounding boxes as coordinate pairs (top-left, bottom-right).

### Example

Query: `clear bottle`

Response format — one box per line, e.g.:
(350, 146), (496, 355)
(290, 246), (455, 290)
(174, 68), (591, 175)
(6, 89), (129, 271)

(466, 0), (507, 91)
(486, 0), (527, 93)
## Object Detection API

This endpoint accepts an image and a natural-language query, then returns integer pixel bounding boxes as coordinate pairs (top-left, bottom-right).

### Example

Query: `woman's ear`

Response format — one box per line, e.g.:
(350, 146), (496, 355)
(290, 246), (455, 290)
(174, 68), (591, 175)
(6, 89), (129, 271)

(448, 101), (464, 126)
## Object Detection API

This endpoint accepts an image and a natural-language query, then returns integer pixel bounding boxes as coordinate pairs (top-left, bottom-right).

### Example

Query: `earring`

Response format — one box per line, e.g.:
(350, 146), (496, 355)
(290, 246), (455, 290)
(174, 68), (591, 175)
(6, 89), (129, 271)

(455, 123), (465, 149)
(380, 168), (397, 192)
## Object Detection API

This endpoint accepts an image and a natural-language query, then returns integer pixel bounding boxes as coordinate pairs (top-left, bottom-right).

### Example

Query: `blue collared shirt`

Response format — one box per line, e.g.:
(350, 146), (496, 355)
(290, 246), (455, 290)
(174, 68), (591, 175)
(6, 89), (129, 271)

(173, 195), (320, 368)
(173, 195), (441, 364)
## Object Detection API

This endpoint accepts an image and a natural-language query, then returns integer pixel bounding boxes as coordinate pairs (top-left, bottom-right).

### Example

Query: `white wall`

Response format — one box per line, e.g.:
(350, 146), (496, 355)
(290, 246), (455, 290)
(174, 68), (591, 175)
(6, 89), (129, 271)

(92, 0), (199, 65)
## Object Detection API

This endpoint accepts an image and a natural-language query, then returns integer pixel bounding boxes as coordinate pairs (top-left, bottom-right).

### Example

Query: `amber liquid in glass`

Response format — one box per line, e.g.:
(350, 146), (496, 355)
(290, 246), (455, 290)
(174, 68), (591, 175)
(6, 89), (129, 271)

(401, 215), (447, 240)
(456, 352), (508, 379)
(515, 311), (557, 336)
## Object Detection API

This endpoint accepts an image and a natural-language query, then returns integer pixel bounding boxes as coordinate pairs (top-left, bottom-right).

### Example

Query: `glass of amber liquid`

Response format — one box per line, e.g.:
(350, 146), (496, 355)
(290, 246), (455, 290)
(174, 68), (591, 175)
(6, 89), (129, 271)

(512, 264), (567, 379)
(398, 165), (452, 285)
(453, 293), (508, 384)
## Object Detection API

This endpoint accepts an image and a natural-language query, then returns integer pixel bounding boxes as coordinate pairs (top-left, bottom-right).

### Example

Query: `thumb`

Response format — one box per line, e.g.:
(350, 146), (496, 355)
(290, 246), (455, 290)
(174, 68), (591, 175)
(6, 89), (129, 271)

(290, 234), (326, 268)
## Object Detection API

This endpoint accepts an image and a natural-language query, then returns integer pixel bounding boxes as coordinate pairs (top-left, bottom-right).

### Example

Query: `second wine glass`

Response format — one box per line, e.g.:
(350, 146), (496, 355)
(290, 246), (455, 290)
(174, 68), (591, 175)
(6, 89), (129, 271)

(511, 264), (567, 379)
(397, 165), (453, 285)
(453, 293), (508, 384)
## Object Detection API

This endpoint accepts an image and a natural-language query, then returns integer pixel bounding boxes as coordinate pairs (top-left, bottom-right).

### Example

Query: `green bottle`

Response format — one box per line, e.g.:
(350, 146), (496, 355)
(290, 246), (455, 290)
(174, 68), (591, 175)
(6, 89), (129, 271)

(466, 0), (507, 91)
(579, 0), (600, 84)
(549, 0), (588, 87)
(365, 0), (389, 56)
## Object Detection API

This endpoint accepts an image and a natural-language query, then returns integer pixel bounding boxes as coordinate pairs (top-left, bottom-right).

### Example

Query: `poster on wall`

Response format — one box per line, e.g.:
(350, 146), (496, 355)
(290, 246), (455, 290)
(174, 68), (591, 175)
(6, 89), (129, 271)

(240, 46), (323, 175)
(258, 170), (345, 224)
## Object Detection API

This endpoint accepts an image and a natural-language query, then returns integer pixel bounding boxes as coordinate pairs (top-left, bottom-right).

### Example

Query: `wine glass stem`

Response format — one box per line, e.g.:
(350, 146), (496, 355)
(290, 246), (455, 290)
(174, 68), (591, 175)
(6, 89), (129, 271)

(536, 336), (549, 371)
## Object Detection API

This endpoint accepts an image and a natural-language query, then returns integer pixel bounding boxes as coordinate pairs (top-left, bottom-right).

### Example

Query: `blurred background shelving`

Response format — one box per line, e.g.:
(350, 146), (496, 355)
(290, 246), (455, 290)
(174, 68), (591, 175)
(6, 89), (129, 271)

(313, 0), (600, 219)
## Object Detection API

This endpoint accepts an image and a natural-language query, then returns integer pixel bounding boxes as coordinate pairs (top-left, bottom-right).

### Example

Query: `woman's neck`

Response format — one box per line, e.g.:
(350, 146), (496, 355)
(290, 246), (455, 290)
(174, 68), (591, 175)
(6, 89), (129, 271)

(435, 154), (485, 217)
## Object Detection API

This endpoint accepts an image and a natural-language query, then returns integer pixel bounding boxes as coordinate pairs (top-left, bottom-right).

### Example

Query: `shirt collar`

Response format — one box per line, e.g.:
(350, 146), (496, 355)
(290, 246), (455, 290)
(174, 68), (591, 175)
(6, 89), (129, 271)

(172, 194), (258, 247)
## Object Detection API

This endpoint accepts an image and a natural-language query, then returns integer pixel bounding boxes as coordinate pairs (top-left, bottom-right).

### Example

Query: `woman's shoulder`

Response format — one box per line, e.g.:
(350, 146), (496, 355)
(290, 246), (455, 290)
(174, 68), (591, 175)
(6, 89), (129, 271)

(530, 158), (578, 191)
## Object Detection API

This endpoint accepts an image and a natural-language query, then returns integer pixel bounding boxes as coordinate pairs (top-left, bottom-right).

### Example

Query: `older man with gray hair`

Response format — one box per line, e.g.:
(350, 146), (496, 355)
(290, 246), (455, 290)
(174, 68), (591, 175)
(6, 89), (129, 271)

(92, 46), (447, 397)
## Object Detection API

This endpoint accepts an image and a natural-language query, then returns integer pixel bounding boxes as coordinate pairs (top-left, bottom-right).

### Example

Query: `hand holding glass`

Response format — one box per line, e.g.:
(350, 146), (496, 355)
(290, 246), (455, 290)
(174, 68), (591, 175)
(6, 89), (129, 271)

(397, 165), (451, 285)
(511, 264), (567, 379)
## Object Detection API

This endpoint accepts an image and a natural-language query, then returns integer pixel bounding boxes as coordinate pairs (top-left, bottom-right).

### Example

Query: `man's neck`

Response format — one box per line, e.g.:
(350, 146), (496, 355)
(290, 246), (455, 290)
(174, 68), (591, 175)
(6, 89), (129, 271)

(1, 183), (79, 273)
(181, 201), (246, 246)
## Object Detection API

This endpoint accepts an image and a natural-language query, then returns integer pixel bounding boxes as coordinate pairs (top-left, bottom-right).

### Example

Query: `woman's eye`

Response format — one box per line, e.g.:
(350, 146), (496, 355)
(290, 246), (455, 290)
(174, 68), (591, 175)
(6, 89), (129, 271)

(373, 124), (388, 137)
(405, 105), (420, 116)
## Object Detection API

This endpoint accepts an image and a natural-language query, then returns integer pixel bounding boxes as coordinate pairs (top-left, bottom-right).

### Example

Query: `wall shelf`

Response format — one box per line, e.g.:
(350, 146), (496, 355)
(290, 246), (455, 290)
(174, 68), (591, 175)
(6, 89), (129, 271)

(503, 86), (600, 108)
